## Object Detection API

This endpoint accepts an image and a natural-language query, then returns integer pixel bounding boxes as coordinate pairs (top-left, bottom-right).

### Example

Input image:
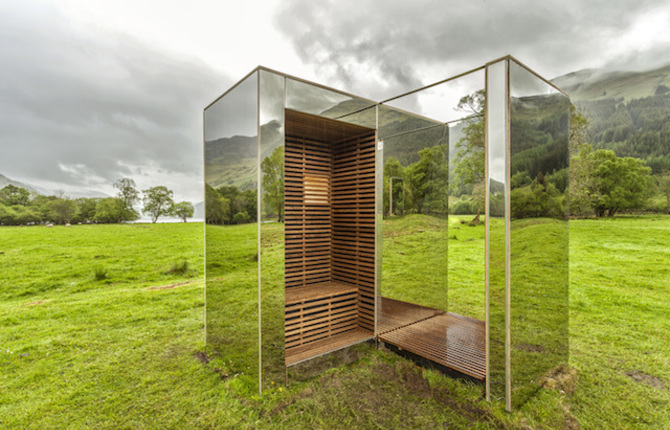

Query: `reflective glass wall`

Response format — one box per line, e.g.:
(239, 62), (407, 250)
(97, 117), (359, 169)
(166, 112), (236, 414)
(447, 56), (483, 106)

(508, 59), (570, 408)
(485, 57), (570, 410)
(204, 71), (260, 393)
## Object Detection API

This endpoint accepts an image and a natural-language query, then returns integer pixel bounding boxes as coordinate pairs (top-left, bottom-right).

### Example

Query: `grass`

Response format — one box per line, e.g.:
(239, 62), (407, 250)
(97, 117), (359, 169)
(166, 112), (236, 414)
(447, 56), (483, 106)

(0, 216), (668, 428)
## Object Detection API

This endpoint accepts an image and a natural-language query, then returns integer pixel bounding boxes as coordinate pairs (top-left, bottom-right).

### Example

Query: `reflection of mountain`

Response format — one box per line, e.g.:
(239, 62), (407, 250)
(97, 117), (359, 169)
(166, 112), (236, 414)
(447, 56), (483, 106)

(205, 121), (284, 191)
(205, 134), (257, 190)
(510, 93), (569, 178)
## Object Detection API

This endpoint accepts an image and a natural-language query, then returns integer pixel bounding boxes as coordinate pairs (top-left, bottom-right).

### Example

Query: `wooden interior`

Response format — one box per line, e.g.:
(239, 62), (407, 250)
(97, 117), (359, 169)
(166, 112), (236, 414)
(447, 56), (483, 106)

(284, 109), (376, 366)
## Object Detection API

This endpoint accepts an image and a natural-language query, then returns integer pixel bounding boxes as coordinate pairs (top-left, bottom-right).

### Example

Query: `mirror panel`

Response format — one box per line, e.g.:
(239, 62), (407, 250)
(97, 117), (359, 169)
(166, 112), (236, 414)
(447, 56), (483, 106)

(485, 59), (509, 405)
(259, 70), (286, 389)
(204, 71), (259, 394)
(508, 59), (570, 408)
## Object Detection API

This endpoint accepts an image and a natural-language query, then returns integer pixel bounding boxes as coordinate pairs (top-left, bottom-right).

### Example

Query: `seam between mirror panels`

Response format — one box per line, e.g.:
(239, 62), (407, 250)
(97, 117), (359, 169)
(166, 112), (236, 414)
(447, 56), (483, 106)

(504, 58), (512, 412)
(484, 63), (490, 403)
(202, 108), (207, 346)
(257, 71), (262, 395)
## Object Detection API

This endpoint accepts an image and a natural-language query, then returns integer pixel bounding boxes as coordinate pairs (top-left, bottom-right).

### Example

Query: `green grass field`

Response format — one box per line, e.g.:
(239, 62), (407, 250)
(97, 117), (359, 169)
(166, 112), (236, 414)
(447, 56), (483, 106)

(0, 217), (668, 429)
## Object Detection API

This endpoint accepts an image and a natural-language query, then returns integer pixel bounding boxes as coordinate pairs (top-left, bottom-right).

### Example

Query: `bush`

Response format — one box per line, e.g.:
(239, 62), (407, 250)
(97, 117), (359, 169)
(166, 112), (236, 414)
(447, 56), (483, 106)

(94, 266), (108, 281)
(233, 211), (250, 224)
(165, 259), (189, 275)
(450, 200), (475, 215)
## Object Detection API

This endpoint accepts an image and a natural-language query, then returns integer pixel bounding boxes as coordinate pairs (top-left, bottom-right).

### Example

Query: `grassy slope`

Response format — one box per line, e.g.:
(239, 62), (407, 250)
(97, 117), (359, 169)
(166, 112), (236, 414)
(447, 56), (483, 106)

(0, 217), (668, 429)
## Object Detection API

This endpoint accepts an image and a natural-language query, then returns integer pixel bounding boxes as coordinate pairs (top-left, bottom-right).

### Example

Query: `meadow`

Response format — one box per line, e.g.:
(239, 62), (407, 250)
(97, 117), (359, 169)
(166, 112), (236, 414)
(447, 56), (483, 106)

(0, 217), (668, 429)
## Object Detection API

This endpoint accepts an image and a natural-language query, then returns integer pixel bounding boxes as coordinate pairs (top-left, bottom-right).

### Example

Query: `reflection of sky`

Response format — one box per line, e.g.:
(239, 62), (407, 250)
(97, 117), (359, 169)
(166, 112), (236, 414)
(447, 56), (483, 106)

(487, 61), (507, 184)
(510, 60), (561, 98)
(286, 78), (373, 116)
(205, 72), (258, 142)
(260, 70), (285, 127)
(384, 68), (484, 123)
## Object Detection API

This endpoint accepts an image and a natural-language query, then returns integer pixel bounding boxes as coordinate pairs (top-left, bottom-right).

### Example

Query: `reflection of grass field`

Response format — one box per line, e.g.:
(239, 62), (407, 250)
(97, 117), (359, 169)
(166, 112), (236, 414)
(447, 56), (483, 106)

(0, 217), (668, 428)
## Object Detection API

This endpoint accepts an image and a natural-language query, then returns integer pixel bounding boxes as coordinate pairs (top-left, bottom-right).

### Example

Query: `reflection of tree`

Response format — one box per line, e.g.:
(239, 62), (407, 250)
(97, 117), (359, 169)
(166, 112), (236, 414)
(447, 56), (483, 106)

(408, 144), (449, 215)
(261, 146), (284, 222)
(205, 184), (230, 224)
(452, 90), (485, 197)
(205, 184), (257, 225)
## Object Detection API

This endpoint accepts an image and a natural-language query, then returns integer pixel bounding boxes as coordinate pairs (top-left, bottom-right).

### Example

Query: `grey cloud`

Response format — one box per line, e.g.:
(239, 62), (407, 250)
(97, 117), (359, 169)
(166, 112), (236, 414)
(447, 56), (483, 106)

(0, 2), (232, 191)
(275, 0), (670, 98)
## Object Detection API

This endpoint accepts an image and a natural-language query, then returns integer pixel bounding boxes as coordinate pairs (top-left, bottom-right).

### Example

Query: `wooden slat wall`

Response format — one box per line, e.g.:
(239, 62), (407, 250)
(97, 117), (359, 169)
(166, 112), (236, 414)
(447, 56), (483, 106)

(284, 136), (333, 288)
(331, 132), (377, 331)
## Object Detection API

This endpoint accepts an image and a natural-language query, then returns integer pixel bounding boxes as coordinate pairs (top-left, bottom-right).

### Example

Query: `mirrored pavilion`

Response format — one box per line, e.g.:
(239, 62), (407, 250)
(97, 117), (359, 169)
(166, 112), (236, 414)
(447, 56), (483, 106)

(203, 56), (570, 410)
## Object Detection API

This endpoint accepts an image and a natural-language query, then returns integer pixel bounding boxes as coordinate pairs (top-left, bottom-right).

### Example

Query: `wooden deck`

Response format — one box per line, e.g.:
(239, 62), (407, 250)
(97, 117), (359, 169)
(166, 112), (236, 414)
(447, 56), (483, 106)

(379, 298), (486, 381)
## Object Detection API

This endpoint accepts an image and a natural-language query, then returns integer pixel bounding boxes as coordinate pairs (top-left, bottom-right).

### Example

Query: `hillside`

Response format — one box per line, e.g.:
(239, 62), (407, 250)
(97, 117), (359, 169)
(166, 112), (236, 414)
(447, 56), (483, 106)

(552, 62), (670, 172)
(0, 174), (43, 194)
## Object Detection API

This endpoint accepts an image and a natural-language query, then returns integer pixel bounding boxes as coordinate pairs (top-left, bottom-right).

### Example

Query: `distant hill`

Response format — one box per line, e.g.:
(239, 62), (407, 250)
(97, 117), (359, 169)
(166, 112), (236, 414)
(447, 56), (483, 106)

(552, 63), (670, 102)
(552, 62), (670, 173)
(0, 174), (43, 194)
(0, 173), (109, 199)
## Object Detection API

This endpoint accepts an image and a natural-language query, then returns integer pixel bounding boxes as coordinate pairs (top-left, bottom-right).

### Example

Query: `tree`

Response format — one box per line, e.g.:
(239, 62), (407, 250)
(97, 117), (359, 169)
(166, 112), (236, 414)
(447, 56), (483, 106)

(407, 144), (449, 215)
(452, 90), (485, 196)
(48, 196), (79, 224)
(205, 184), (230, 224)
(142, 186), (174, 223)
(0, 185), (30, 206)
(586, 150), (655, 217)
(261, 146), (284, 222)
(113, 178), (140, 221)
(656, 172), (670, 214)
(75, 198), (100, 223)
(171, 201), (194, 223)
(94, 198), (126, 223)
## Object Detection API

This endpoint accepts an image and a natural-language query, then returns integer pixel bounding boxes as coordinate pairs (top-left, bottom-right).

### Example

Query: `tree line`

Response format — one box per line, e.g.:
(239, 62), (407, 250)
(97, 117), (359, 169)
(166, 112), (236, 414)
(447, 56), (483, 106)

(0, 178), (194, 226)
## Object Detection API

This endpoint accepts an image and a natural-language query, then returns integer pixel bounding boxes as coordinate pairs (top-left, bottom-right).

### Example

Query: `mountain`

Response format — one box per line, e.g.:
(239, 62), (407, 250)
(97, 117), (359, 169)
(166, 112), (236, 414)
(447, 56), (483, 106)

(552, 63), (670, 102)
(0, 174), (43, 194)
(551, 62), (670, 173)
(0, 173), (109, 199)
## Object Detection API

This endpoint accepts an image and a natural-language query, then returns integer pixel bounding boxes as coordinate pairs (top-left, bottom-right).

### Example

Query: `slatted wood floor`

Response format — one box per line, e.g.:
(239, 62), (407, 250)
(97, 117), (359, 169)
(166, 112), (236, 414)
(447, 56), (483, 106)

(378, 297), (486, 381)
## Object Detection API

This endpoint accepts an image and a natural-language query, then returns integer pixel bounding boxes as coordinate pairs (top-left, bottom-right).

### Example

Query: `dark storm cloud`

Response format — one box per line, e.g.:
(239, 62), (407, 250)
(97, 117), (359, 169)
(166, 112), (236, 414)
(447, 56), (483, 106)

(275, 0), (670, 99)
(0, 2), (232, 189)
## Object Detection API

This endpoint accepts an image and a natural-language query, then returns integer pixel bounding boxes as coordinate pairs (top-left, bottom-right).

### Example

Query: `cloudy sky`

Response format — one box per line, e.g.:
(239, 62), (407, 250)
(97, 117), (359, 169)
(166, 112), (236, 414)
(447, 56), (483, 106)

(1, 0), (669, 203)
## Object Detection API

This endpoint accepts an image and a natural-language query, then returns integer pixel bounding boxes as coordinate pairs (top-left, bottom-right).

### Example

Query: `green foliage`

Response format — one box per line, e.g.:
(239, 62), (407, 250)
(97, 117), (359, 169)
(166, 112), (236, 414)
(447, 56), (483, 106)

(510, 179), (565, 219)
(585, 150), (654, 217)
(261, 146), (284, 222)
(232, 211), (250, 224)
(656, 172), (670, 214)
(0, 184), (30, 206)
(580, 93), (670, 170)
(171, 201), (195, 223)
(205, 184), (230, 224)
(213, 185), (256, 225)
(94, 197), (126, 224)
(113, 178), (140, 221)
(451, 91), (485, 197)
(142, 186), (175, 223)
(407, 144), (449, 215)
(47, 196), (79, 224)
